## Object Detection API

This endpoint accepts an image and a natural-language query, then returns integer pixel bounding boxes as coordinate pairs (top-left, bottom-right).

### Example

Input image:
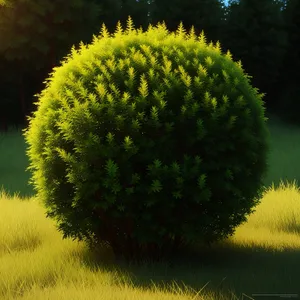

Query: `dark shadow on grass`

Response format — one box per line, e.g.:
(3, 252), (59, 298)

(73, 238), (300, 299)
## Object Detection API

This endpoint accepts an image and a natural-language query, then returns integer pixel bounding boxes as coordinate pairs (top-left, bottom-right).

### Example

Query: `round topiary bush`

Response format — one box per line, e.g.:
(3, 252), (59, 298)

(23, 17), (270, 263)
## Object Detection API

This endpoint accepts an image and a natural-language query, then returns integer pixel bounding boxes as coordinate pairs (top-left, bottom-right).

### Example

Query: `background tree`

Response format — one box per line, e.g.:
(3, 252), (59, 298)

(0, 0), (102, 130)
(149, 0), (226, 44)
(119, 0), (151, 31)
(223, 0), (288, 112)
(90, 0), (123, 33)
(274, 0), (300, 124)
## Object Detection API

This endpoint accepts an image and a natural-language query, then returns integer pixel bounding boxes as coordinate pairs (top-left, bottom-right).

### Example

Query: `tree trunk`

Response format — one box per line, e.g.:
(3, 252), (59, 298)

(19, 70), (27, 124)
(1, 116), (8, 133)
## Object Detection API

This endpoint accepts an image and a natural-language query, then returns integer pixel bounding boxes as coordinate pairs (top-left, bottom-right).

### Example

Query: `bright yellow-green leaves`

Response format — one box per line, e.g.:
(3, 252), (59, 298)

(138, 74), (149, 98)
(23, 16), (270, 263)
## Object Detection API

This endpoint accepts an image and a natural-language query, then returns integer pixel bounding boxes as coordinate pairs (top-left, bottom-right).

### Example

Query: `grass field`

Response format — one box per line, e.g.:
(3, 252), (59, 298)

(1, 112), (300, 300)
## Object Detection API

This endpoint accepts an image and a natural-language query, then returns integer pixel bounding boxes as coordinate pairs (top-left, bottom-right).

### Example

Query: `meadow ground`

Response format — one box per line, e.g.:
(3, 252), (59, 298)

(1, 112), (300, 300)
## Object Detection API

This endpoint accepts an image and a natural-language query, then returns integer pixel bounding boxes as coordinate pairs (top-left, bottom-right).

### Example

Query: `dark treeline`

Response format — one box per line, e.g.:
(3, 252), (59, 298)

(0, 0), (299, 131)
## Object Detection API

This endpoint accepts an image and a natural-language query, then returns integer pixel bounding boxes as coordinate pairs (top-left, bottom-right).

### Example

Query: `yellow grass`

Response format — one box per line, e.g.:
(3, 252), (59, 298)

(228, 180), (300, 251)
(1, 180), (300, 300)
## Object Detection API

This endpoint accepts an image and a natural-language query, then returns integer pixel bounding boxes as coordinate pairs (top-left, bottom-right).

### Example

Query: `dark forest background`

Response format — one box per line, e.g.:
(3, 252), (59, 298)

(0, 0), (299, 132)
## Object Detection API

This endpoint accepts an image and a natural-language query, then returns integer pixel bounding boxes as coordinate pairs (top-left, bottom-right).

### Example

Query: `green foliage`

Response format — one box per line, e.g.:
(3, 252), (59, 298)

(150, 0), (226, 43)
(87, 0), (124, 33)
(23, 17), (270, 263)
(0, 0), (101, 69)
(275, 0), (300, 124)
(223, 0), (288, 111)
(118, 0), (151, 31)
(0, 0), (105, 130)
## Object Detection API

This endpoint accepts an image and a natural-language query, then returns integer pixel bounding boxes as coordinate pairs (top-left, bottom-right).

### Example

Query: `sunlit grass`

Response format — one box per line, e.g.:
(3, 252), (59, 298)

(0, 187), (214, 300)
(228, 180), (300, 249)
(1, 182), (300, 299)
(1, 112), (300, 299)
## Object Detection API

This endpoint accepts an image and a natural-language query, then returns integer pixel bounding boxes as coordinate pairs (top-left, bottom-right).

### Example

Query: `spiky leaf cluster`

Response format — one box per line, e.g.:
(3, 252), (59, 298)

(23, 17), (270, 263)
